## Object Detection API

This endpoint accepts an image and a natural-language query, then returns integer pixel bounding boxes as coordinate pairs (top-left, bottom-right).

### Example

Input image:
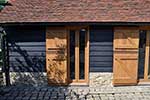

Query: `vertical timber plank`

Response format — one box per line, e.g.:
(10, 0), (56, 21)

(144, 31), (150, 80)
(85, 27), (89, 83)
(75, 30), (79, 81)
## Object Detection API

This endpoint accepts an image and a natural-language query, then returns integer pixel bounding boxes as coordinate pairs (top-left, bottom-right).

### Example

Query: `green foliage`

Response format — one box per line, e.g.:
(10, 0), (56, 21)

(0, 0), (8, 10)
(0, 5), (4, 10)
(0, 0), (8, 4)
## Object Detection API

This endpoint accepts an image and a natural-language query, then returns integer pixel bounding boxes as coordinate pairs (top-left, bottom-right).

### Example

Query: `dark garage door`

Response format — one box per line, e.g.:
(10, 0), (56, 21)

(90, 26), (113, 72)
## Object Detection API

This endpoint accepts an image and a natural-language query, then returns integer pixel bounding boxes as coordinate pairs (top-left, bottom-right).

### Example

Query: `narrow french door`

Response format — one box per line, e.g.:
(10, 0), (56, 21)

(68, 27), (89, 84)
(144, 31), (150, 80)
(138, 29), (150, 82)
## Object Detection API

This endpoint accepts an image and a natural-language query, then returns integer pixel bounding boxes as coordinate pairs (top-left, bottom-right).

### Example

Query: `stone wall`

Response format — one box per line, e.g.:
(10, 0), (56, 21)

(89, 72), (113, 87)
(10, 72), (48, 86)
(9, 72), (113, 87)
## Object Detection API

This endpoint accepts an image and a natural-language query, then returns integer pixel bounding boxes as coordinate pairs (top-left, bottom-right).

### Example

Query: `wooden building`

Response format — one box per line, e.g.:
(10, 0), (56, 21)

(0, 0), (150, 86)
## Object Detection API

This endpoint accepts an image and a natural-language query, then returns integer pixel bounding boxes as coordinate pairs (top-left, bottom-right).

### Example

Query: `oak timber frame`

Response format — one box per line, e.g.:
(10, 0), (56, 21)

(67, 26), (89, 85)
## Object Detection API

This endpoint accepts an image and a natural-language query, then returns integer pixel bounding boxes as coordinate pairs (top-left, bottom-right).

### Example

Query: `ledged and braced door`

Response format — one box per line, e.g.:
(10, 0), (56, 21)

(46, 27), (67, 85)
(113, 27), (139, 85)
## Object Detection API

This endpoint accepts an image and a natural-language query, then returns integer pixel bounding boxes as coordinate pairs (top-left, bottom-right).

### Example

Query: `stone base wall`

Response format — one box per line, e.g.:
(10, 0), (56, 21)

(89, 72), (113, 87)
(9, 72), (113, 87)
(10, 72), (48, 86)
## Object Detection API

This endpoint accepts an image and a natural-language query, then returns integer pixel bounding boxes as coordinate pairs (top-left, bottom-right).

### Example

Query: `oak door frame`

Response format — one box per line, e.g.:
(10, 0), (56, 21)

(144, 31), (150, 80)
(67, 26), (89, 84)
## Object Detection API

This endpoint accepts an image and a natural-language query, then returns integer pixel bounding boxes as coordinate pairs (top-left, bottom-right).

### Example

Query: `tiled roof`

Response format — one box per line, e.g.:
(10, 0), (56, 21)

(0, 0), (150, 23)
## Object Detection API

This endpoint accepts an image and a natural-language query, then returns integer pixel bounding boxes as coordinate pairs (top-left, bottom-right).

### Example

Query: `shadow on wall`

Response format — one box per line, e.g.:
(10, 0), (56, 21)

(9, 42), (46, 72)
(8, 42), (46, 86)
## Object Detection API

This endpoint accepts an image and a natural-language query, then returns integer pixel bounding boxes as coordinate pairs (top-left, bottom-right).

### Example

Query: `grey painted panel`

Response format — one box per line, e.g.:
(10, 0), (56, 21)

(9, 56), (45, 61)
(90, 46), (113, 51)
(9, 46), (46, 51)
(8, 42), (46, 46)
(90, 42), (113, 45)
(90, 63), (112, 67)
(90, 26), (113, 72)
(90, 57), (113, 62)
(9, 52), (46, 57)
(90, 52), (113, 56)
(10, 61), (45, 67)
(6, 26), (46, 72)
(90, 67), (112, 72)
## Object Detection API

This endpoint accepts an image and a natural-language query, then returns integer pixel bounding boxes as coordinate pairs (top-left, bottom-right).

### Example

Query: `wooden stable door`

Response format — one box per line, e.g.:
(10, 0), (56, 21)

(46, 27), (67, 85)
(113, 27), (139, 85)
(68, 27), (89, 84)
(46, 26), (89, 85)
